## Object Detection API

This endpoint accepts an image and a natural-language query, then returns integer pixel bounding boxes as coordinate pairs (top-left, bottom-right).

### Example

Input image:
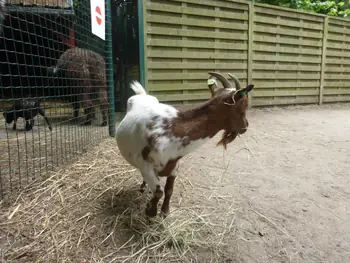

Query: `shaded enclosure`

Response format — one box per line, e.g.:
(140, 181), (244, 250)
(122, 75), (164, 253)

(0, 0), (115, 198)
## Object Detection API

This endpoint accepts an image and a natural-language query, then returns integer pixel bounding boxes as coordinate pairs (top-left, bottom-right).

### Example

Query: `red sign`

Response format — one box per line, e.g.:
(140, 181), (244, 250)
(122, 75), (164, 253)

(95, 6), (102, 25)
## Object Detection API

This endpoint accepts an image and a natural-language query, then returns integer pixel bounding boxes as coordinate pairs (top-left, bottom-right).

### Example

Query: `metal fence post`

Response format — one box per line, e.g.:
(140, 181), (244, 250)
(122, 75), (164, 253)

(105, 0), (116, 136)
(138, 0), (146, 87)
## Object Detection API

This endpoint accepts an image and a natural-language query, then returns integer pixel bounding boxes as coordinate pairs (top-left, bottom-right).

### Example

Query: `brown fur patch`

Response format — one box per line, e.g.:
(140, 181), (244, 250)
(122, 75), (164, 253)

(158, 157), (181, 177)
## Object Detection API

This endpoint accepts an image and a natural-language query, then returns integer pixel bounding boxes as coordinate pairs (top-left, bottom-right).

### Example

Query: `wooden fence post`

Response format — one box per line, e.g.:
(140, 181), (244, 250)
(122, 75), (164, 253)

(247, 2), (254, 108)
(319, 16), (329, 105)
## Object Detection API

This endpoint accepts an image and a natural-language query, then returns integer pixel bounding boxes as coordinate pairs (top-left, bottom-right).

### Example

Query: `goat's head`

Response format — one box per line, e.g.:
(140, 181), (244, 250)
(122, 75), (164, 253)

(207, 72), (254, 146)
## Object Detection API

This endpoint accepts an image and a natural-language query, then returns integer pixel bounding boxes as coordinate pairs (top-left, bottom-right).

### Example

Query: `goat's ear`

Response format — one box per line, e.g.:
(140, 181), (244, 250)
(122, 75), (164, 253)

(233, 84), (254, 102)
(207, 77), (220, 97)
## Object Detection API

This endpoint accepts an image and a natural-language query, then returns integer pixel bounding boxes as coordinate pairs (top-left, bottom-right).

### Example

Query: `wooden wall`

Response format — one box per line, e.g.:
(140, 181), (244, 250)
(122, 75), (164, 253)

(143, 0), (350, 107)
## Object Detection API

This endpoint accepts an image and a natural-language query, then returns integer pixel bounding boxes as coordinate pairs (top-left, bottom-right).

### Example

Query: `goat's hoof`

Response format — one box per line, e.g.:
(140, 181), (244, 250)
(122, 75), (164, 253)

(161, 210), (169, 218)
(100, 121), (107, 127)
(145, 204), (157, 218)
(161, 207), (170, 218)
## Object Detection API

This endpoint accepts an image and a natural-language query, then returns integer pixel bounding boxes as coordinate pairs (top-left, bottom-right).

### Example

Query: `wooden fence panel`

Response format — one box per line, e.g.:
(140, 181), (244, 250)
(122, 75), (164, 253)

(144, 0), (350, 107)
(323, 18), (350, 103)
(144, 0), (249, 105)
(251, 4), (324, 106)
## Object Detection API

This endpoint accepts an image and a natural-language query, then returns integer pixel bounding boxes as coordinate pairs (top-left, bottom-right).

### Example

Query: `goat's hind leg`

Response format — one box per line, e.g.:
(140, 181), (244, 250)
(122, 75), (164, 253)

(161, 175), (176, 217)
(141, 166), (163, 217)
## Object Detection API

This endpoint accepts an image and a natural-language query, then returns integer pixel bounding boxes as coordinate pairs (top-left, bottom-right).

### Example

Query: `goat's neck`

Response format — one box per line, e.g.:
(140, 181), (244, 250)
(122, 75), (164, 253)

(171, 103), (227, 140)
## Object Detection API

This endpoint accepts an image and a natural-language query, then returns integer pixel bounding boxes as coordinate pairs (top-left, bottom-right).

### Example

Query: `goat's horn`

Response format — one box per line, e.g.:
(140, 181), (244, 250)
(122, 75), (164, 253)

(227, 73), (242, 91)
(208, 72), (232, 90)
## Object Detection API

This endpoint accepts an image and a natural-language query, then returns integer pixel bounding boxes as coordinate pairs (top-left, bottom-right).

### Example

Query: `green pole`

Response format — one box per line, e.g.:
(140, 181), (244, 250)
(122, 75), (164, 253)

(105, 0), (116, 136)
(138, 0), (145, 87)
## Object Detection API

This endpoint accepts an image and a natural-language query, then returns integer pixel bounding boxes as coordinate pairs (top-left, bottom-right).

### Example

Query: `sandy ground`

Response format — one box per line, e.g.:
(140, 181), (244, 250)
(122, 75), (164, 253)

(0, 103), (350, 262)
(205, 104), (350, 262)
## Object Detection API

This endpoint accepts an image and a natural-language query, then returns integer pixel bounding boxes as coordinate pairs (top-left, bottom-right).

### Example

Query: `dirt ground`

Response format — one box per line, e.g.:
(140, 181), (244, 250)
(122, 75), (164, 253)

(0, 103), (350, 263)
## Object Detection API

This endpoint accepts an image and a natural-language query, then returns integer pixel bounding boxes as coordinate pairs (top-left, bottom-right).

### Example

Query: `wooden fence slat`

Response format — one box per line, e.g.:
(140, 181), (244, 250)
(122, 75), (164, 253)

(148, 50), (247, 60)
(252, 97), (319, 106)
(253, 34), (323, 47)
(253, 73), (321, 80)
(148, 62), (248, 70)
(254, 15), (323, 30)
(253, 64), (321, 72)
(148, 15), (248, 31)
(155, 93), (211, 102)
(253, 44), (322, 56)
(254, 4), (325, 22)
(323, 95), (350, 103)
(147, 3), (249, 21)
(252, 81), (320, 88)
(253, 54), (321, 64)
(148, 27), (248, 40)
(148, 39), (248, 50)
(148, 72), (247, 81)
(324, 89), (350, 95)
(254, 24), (323, 39)
(253, 89), (319, 97)
(326, 49), (350, 58)
(162, 0), (249, 11)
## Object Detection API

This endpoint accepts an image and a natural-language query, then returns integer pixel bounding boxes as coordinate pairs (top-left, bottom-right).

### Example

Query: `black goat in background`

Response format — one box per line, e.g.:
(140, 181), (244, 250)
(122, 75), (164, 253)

(2, 98), (52, 132)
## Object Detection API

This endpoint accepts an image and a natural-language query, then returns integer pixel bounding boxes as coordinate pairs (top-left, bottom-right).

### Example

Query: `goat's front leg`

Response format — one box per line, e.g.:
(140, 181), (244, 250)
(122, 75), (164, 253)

(38, 108), (52, 131)
(12, 118), (17, 130)
(142, 167), (163, 217)
(161, 175), (176, 217)
(25, 118), (34, 131)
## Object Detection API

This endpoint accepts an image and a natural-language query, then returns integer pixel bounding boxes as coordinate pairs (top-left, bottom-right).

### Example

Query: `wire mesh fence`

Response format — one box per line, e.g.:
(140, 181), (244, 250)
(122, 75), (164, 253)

(0, 0), (115, 199)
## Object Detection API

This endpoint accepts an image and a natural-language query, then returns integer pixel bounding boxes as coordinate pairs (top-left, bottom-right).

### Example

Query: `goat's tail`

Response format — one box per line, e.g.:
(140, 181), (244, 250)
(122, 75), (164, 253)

(130, 81), (147, 95)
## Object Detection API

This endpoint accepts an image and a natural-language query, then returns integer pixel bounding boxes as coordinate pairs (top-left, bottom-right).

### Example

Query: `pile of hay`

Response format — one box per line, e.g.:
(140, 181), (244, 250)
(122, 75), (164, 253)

(0, 138), (236, 262)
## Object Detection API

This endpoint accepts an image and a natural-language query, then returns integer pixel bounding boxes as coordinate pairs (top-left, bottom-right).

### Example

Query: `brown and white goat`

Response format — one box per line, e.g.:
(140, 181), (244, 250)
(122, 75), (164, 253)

(116, 72), (254, 217)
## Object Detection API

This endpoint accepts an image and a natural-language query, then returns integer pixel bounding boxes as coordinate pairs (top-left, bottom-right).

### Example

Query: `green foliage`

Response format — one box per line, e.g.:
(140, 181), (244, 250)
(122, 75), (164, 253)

(251, 0), (350, 18)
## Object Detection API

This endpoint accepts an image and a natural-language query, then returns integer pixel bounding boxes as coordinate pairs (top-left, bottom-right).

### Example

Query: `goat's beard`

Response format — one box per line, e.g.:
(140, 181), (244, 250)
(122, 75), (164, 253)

(216, 131), (238, 150)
